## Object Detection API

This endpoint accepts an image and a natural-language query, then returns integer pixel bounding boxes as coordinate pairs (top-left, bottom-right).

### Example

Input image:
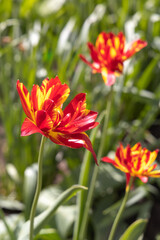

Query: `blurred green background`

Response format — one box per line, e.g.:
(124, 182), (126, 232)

(1, 0), (160, 239)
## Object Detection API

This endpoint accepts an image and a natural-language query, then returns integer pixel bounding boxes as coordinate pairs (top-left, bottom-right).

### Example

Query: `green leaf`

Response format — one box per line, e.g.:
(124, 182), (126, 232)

(55, 205), (76, 238)
(0, 197), (24, 211)
(103, 186), (147, 215)
(18, 185), (87, 240)
(136, 57), (159, 90)
(20, 0), (39, 17)
(120, 219), (147, 240)
(34, 228), (62, 240)
(23, 164), (38, 220)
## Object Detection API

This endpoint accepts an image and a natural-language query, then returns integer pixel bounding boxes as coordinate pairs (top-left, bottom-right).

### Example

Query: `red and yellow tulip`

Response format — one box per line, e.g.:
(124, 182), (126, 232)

(17, 77), (99, 164)
(80, 32), (147, 86)
(102, 143), (160, 187)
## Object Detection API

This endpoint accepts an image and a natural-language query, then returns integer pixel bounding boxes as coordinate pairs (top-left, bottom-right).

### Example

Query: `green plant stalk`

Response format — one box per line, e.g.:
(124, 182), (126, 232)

(18, 185), (88, 240)
(79, 87), (114, 240)
(108, 176), (134, 240)
(0, 207), (15, 240)
(29, 135), (46, 240)
(73, 111), (105, 240)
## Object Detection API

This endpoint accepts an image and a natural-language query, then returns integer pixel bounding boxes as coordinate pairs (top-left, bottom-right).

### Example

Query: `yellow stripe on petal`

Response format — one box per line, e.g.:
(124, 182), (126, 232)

(110, 48), (117, 58)
(118, 63), (123, 72)
(114, 37), (120, 49)
(36, 86), (45, 109)
(143, 150), (158, 169)
(131, 143), (141, 151)
(100, 49), (105, 55)
(17, 80), (34, 121)
(107, 39), (112, 47)
(101, 68), (108, 84)
(147, 170), (160, 177)
(96, 34), (105, 46)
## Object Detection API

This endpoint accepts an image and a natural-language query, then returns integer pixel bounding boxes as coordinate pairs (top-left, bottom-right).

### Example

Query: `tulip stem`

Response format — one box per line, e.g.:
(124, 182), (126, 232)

(29, 135), (46, 240)
(73, 111), (105, 240)
(108, 176), (134, 240)
(79, 86), (114, 240)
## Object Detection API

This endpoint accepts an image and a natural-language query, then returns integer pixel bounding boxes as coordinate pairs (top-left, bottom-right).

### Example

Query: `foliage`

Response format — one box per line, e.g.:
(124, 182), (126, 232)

(1, 0), (160, 239)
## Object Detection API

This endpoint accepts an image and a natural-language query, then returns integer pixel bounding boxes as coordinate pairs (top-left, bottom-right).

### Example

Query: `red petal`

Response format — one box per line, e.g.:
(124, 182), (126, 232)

(43, 99), (55, 113)
(124, 39), (147, 60)
(125, 173), (131, 189)
(101, 157), (116, 165)
(47, 76), (61, 89)
(48, 132), (98, 165)
(87, 42), (99, 62)
(63, 93), (86, 117)
(46, 83), (70, 107)
(80, 55), (100, 72)
(36, 110), (53, 132)
(117, 32), (125, 52)
(21, 118), (44, 136)
(58, 111), (98, 133)
(43, 99), (63, 128)
(40, 77), (61, 93)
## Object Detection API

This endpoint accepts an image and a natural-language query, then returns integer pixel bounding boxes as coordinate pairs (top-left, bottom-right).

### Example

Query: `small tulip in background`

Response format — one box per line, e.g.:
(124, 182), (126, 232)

(80, 32), (147, 86)
(102, 142), (160, 240)
(73, 32), (148, 240)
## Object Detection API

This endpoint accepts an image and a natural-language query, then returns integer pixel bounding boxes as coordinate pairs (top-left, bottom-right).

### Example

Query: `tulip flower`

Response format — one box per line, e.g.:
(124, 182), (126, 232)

(102, 143), (160, 187)
(17, 76), (99, 164)
(80, 32), (147, 86)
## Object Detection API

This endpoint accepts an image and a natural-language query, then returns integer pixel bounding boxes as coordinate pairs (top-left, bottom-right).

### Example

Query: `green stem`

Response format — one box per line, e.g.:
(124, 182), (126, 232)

(73, 111), (105, 240)
(0, 207), (15, 240)
(108, 176), (134, 240)
(79, 87), (114, 240)
(29, 135), (46, 240)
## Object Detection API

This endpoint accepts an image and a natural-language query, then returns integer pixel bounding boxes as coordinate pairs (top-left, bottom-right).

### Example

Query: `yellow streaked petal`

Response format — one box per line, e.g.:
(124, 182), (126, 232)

(107, 39), (112, 47)
(110, 48), (117, 58)
(114, 37), (120, 49)
(36, 86), (45, 109)
(96, 34), (105, 46)
(144, 150), (158, 169)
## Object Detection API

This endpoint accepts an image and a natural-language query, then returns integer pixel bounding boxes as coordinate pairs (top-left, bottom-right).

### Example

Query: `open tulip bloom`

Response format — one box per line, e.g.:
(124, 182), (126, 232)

(17, 76), (99, 164)
(102, 143), (160, 240)
(102, 143), (160, 188)
(80, 32), (147, 86)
